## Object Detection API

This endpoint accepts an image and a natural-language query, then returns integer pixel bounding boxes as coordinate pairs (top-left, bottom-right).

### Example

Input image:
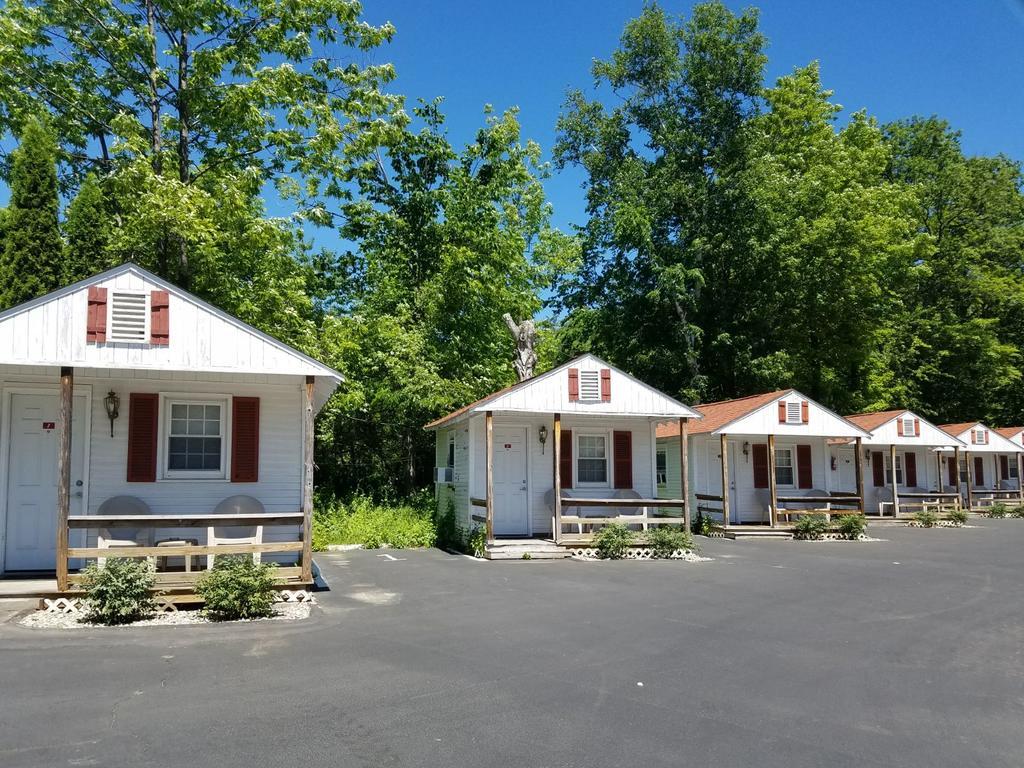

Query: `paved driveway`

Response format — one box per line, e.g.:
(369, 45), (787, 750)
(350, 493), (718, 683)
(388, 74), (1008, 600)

(1, 523), (1023, 767)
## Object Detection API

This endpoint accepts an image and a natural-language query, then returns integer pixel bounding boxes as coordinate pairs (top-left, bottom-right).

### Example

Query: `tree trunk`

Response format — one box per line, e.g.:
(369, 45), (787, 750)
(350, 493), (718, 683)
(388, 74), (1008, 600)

(146, 0), (161, 174)
(176, 28), (191, 288)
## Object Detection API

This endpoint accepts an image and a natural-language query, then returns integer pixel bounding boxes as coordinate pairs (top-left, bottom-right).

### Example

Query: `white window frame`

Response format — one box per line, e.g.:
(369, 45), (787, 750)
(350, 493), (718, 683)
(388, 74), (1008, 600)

(158, 393), (231, 480)
(973, 428), (987, 445)
(446, 433), (456, 470)
(885, 454), (905, 487)
(775, 446), (796, 488)
(106, 290), (151, 344)
(576, 432), (610, 487)
(578, 370), (601, 402)
(1010, 460), (1020, 481)
(656, 449), (667, 487)
(785, 401), (802, 424)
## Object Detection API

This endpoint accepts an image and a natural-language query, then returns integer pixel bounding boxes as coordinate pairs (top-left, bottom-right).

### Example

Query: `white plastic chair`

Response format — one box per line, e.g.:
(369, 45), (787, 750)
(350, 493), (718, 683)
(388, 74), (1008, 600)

(207, 495), (265, 568)
(97, 496), (153, 567)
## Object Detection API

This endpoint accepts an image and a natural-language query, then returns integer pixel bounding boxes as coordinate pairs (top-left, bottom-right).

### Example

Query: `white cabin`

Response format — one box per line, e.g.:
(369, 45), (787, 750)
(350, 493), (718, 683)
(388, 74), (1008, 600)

(0, 263), (340, 593)
(658, 390), (870, 528)
(426, 354), (700, 555)
(940, 422), (1024, 511)
(844, 410), (966, 516)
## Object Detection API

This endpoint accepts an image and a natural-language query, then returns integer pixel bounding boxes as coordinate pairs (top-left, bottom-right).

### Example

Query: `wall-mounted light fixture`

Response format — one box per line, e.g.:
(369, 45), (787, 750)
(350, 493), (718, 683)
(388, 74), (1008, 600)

(538, 424), (548, 454)
(742, 441), (750, 462)
(103, 390), (120, 437)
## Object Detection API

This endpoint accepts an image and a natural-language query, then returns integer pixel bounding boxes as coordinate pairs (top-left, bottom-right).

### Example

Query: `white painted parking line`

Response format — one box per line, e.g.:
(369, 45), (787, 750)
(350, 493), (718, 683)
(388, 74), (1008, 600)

(376, 553), (406, 562)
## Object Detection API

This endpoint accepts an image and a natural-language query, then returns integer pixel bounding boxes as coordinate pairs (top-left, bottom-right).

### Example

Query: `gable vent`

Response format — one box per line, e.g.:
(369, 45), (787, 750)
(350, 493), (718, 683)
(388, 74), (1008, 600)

(579, 370), (601, 401)
(108, 291), (149, 343)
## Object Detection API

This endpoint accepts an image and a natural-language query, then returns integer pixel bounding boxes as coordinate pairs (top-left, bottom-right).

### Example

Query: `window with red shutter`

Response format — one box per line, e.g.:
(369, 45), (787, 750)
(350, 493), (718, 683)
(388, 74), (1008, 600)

(1000, 455), (1009, 482)
(973, 456), (985, 486)
(150, 290), (170, 345)
(897, 419), (904, 436)
(126, 393), (159, 482)
(904, 452), (917, 487)
(86, 286), (108, 343)
(872, 452), (885, 487)
(559, 430), (573, 489)
(567, 369), (579, 401)
(231, 397), (260, 482)
(778, 401), (787, 423)
(913, 418), (920, 437)
(801, 401), (809, 424)
(612, 430), (632, 489)
(752, 444), (769, 489)
(947, 457), (957, 487)
(600, 369), (612, 402)
(796, 444), (812, 488)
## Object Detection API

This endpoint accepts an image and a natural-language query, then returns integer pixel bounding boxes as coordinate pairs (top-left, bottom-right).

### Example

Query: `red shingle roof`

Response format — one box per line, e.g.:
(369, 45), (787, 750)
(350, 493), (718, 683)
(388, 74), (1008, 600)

(656, 390), (791, 438)
(996, 427), (1024, 440)
(940, 421), (981, 439)
(844, 410), (907, 433)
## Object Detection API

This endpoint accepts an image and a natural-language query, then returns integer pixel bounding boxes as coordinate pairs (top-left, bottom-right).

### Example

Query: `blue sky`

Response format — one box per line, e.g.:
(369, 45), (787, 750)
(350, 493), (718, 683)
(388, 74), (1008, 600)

(351, 0), (1024, 238)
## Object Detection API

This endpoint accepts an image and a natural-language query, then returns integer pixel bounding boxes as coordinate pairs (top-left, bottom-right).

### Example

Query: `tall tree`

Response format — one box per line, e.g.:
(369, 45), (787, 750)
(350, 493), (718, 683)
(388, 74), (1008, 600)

(63, 172), (111, 282)
(0, 115), (62, 308)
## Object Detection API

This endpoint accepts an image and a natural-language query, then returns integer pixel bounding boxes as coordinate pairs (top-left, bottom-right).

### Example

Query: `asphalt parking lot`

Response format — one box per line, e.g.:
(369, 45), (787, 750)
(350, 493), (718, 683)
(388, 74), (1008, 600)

(1, 522), (1023, 768)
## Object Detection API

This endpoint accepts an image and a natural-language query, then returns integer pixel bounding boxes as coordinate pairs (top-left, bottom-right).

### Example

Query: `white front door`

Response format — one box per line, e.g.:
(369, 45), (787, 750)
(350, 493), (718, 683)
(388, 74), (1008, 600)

(707, 440), (740, 524)
(493, 427), (529, 536)
(4, 393), (88, 571)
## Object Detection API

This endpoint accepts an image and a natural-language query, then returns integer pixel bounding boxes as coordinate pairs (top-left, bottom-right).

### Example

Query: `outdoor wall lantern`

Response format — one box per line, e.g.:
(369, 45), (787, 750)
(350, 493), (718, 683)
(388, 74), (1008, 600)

(103, 390), (120, 437)
(742, 441), (750, 462)
(538, 424), (548, 453)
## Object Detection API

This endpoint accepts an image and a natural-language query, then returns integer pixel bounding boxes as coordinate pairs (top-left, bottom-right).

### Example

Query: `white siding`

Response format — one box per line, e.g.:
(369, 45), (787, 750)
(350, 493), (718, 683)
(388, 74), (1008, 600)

(722, 392), (866, 438)
(861, 412), (963, 448)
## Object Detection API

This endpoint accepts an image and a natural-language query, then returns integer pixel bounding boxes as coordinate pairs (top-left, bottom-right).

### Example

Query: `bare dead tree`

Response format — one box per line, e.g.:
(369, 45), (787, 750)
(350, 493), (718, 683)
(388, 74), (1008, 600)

(503, 313), (538, 382)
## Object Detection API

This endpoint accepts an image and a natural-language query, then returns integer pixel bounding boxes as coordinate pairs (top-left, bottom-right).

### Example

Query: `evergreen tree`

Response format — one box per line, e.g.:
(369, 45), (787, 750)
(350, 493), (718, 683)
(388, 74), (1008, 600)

(0, 116), (61, 308)
(63, 173), (110, 282)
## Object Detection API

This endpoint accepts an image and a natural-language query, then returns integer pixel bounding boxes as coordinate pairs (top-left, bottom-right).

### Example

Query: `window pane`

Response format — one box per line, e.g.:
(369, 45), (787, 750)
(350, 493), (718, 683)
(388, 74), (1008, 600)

(579, 436), (606, 458)
(171, 403), (187, 419)
(776, 466), (794, 485)
(170, 419), (186, 435)
(578, 458), (607, 483)
(188, 404), (204, 420)
(205, 405), (219, 420)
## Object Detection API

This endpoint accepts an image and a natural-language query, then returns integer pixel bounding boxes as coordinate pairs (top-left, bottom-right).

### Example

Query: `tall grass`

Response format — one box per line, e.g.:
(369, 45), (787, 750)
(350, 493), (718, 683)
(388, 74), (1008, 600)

(312, 492), (436, 550)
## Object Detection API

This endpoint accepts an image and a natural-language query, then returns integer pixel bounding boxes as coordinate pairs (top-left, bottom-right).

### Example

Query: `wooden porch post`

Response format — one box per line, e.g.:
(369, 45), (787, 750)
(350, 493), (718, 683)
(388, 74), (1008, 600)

(854, 437), (865, 515)
(965, 450), (975, 513)
(1018, 453), (1024, 505)
(720, 433), (730, 527)
(889, 444), (900, 518)
(56, 366), (74, 592)
(485, 410), (494, 543)
(767, 434), (778, 528)
(300, 375), (315, 583)
(679, 417), (690, 532)
(953, 446), (963, 511)
(553, 413), (562, 544)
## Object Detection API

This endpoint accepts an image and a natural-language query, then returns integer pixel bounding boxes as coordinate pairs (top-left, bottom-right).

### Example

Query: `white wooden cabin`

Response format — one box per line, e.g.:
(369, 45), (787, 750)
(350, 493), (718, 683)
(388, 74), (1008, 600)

(843, 410), (966, 516)
(426, 354), (700, 557)
(939, 423), (1024, 511)
(657, 390), (870, 531)
(0, 263), (341, 595)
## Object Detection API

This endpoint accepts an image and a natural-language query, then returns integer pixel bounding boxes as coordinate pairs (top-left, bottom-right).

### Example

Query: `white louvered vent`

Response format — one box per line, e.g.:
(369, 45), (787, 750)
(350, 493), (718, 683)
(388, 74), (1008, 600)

(785, 401), (802, 424)
(579, 370), (601, 401)
(108, 291), (149, 343)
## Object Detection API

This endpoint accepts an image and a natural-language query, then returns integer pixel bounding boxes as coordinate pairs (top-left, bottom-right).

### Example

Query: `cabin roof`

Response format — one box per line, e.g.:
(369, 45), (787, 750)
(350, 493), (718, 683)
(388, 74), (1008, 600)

(656, 390), (789, 437)
(844, 409), (908, 432)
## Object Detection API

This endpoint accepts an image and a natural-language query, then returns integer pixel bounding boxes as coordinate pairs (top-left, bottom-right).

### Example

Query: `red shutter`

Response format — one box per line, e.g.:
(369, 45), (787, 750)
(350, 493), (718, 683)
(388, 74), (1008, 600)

(872, 451), (885, 487)
(86, 286), (107, 343)
(752, 443), (769, 489)
(947, 457), (957, 487)
(612, 430), (632, 489)
(896, 419), (904, 436)
(559, 430), (573, 489)
(974, 456), (984, 486)
(1000, 455), (1009, 482)
(914, 418), (920, 437)
(778, 401), (787, 423)
(904, 452), (917, 487)
(126, 393), (158, 482)
(150, 290), (170, 345)
(801, 401), (809, 424)
(567, 369), (579, 401)
(600, 368), (611, 402)
(796, 444), (812, 489)
(231, 397), (260, 483)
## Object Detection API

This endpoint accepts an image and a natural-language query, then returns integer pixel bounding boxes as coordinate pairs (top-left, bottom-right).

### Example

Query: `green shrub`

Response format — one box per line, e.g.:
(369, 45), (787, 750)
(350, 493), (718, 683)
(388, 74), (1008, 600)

(987, 503), (1009, 519)
(313, 492), (436, 550)
(467, 525), (487, 558)
(196, 556), (278, 620)
(594, 523), (635, 559)
(914, 509), (938, 527)
(1011, 505), (1024, 519)
(433, 496), (464, 551)
(80, 557), (157, 625)
(646, 526), (699, 557)
(837, 514), (866, 539)
(948, 507), (969, 525)
(793, 515), (828, 540)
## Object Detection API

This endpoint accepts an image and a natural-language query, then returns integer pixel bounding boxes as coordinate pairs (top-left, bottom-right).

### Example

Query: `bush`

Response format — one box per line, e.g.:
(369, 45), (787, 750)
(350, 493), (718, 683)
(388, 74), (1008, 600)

(914, 509), (938, 527)
(196, 556), (278, 620)
(837, 514), (866, 539)
(594, 523), (635, 559)
(433, 496), (464, 551)
(313, 492), (436, 550)
(1011, 505), (1024, 519)
(646, 526), (699, 558)
(948, 507), (969, 525)
(793, 515), (828, 540)
(80, 557), (157, 625)
(467, 525), (487, 558)
(987, 503), (1009, 519)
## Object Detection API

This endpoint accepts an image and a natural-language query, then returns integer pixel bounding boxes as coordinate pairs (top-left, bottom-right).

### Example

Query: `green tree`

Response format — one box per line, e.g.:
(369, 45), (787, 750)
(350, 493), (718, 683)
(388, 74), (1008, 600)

(63, 173), (111, 282)
(0, 115), (61, 308)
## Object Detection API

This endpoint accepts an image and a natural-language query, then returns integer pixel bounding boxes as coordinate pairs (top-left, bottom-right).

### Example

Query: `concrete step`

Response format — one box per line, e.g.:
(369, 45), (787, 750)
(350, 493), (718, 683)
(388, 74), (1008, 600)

(724, 530), (794, 540)
(484, 541), (570, 560)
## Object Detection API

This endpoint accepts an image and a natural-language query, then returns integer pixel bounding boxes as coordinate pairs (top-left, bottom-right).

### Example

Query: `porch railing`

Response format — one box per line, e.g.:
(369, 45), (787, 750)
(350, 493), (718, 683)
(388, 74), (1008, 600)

(61, 512), (312, 590)
(557, 497), (687, 543)
(886, 491), (961, 518)
(696, 492), (866, 527)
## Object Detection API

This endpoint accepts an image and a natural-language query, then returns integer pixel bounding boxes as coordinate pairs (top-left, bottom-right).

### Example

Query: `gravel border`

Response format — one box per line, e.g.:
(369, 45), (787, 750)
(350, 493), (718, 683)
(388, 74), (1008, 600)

(19, 601), (312, 630)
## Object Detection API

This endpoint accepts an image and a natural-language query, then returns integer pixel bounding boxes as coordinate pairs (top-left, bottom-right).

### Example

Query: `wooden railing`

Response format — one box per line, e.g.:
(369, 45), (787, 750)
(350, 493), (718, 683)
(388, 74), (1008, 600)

(557, 497), (686, 543)
(61, 512), (311, 591)
(889, 491), (961, 518)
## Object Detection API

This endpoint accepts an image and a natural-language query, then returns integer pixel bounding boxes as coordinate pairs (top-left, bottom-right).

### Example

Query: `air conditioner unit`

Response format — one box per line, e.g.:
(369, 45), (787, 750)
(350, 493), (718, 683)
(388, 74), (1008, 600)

(435, 467), (453, 483)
